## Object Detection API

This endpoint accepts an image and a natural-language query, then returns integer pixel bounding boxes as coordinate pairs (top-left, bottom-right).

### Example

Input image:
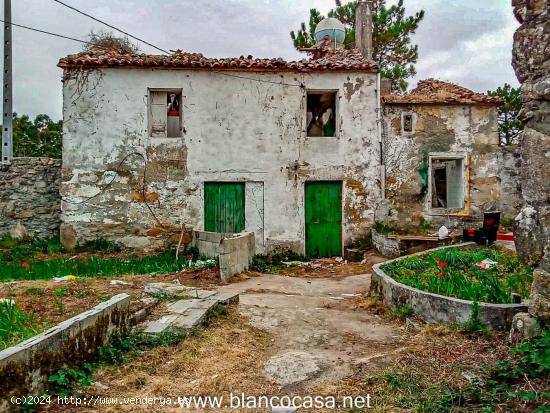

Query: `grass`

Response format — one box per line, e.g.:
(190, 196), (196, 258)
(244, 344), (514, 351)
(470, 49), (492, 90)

(381, 246), (533, 304)
(0, 251), (216, 282)
(0, 299), (38, 350)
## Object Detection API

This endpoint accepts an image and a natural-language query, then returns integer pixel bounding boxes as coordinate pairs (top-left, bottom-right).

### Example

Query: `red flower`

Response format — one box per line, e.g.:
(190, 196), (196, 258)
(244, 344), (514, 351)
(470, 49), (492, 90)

(435, 257), (441, 262)
(438, 262), (448, 269)
(437, 272), (444, 277)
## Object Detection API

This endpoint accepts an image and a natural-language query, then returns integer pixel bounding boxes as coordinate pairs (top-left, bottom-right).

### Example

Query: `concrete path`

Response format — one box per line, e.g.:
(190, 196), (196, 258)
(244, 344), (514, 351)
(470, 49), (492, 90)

(218, 274), (402, 390)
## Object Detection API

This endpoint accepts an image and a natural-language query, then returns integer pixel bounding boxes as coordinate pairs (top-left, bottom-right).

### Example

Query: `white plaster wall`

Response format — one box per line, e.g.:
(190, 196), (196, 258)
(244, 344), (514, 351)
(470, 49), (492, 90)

(62, 69), (380, 253)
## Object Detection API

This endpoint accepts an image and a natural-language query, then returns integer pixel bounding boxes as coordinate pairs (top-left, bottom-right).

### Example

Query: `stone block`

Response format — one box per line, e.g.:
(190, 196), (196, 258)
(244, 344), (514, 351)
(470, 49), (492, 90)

(529, 269), (550, 323)
(171, 308), (208, 330)
(509, 312), (542, 343)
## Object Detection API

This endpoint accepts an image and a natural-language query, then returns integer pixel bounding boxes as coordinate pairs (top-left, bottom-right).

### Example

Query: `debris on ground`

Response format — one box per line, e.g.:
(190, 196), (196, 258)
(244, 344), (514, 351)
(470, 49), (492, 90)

(109, 280), (133, 286)
(476, 258), (498, 269)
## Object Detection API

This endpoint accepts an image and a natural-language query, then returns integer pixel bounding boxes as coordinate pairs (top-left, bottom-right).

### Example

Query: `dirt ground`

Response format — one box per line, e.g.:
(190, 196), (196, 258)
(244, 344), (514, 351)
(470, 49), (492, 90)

(48, 264), (516, 413)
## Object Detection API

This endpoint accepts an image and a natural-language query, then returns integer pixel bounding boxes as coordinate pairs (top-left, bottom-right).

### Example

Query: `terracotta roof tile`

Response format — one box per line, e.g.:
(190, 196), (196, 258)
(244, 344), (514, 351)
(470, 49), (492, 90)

(383, 79), (503, 106)
(58, 48), (378, 73)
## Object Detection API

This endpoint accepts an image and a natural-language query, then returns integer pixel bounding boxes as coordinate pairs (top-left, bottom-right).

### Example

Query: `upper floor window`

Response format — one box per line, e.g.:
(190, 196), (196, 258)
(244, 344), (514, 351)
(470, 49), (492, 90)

(149, 89), (182, 138)
(401, 112), (416, 134)
(306, 91), (337, 137)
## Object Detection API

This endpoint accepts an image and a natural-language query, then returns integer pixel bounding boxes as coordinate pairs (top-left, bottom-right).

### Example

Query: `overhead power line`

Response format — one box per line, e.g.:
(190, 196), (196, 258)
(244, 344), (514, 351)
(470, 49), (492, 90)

(50, 0), (170, 54)
(0, 19), (110, 49)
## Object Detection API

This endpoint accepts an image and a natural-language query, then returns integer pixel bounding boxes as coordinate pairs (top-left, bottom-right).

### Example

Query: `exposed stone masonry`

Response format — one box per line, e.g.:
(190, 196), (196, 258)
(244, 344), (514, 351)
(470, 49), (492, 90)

(0, 157), (61, 239)
(512, 0), (550, 325)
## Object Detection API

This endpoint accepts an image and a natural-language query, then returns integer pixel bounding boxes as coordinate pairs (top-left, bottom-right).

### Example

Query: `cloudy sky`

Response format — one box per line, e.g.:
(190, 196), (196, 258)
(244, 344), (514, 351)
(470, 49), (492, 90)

(2, 0), (519, 120)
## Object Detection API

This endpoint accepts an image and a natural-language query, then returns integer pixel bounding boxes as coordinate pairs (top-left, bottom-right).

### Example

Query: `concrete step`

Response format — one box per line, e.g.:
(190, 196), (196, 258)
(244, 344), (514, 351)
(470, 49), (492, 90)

(141, 291), (239, 335)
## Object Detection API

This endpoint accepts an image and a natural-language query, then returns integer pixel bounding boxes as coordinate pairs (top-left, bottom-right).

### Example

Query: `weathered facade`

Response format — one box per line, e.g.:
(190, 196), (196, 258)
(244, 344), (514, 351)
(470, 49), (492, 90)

(379, 79), (504, 229)
(57, 48), (509, 256)
(59, 51), (381, 254)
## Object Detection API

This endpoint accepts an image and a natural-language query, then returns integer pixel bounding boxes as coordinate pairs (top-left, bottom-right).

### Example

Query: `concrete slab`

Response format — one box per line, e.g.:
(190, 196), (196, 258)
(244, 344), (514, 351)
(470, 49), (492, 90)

(186, 289), (217, 299)
(171, 309), (208, 330)
(167, 300), (196, 314)
(143, 314), (179, 334)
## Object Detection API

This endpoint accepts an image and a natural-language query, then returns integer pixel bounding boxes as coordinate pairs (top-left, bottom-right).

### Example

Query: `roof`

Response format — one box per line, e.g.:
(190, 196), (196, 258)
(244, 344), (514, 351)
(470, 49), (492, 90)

(383, 79), (503, 106)
(58, 48), (379, 73)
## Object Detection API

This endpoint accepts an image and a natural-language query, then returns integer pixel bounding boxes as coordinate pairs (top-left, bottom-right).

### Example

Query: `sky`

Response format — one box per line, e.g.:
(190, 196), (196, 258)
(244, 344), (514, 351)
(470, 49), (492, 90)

(1, 0), (519, 120)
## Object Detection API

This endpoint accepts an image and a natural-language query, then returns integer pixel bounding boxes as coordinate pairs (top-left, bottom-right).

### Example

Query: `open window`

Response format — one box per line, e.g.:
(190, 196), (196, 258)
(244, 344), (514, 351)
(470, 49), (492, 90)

(429, 155), (465, 209)
(306, 91), (337, 137)
(149, 89), (182, 138)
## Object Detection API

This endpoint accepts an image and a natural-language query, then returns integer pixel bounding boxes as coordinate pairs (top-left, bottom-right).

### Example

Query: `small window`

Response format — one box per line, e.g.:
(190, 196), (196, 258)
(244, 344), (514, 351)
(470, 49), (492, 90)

(149, 89), (182, 138)
(401, 112), (415, 133)
(430, 156), (465, 209)
(306, 91), (336, 137)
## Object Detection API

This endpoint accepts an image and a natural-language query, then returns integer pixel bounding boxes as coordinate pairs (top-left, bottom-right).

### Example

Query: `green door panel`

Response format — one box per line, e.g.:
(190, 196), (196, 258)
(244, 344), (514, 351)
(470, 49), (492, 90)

(204, 182), (245, 233)
(305, 181), (342, 258)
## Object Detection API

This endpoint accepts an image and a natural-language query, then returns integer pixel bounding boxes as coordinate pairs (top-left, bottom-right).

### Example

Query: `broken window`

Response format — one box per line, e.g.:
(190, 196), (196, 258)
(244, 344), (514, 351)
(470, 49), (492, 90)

(149, 90), (182, 137)
(430, 156), (465, 209)
(402, 113), (414, 133)
(306, 91), (336, 137)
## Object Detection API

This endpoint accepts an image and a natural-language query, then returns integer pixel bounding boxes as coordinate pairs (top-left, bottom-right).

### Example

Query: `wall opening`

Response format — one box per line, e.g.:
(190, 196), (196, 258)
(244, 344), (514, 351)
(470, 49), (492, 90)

(149, 89), (182, 138)
(306, 91), (337, 137)
(429, 156), (465, 209)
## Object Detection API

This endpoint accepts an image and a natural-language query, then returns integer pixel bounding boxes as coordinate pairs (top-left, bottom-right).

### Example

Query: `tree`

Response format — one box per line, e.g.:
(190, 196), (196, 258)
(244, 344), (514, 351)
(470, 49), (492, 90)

(290, 0), (424, 91)
(1, 113), (62, 158)
(487, 84), (523, 146)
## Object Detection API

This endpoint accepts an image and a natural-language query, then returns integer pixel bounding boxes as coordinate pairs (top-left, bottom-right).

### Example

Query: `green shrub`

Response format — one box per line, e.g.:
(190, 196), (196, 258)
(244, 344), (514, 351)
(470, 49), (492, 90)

(250, 249), (309, 273)
(394, 304), (414, 319)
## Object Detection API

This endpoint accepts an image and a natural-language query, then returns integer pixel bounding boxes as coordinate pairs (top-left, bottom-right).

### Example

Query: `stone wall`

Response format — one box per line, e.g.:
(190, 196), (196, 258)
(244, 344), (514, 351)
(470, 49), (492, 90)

(512, 0), (550, 325)
(0, 157), (61, 239)
(497, 145), (523, 217)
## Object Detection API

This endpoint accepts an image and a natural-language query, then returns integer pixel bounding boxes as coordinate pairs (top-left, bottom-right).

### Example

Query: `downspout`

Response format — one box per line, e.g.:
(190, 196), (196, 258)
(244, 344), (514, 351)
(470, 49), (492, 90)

(376, 72), (386, 199)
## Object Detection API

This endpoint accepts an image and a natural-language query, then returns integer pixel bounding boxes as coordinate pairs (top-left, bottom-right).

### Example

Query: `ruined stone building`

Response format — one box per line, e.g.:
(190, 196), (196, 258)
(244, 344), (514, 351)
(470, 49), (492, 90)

(55, 4), (513, 257)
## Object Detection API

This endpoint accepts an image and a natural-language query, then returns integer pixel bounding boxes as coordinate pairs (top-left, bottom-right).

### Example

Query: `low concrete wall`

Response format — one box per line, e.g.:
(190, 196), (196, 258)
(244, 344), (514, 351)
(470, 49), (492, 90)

(193, 231), (255, 282)
(372, 228), (460, 258)
(0, 294), (130, 412)
(371, 244), (528, 330)
(0, 157), (61, 239)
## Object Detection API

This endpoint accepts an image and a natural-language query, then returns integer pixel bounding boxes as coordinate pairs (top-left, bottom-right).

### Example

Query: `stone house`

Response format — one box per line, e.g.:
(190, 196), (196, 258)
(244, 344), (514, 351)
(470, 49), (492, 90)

(58, 49), (382, 256)
(56, 3), (511, 257)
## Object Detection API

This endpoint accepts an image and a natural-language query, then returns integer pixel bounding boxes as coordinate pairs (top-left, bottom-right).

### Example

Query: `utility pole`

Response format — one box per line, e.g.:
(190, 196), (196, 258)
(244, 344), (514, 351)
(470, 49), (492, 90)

(2, 0), (13, 163)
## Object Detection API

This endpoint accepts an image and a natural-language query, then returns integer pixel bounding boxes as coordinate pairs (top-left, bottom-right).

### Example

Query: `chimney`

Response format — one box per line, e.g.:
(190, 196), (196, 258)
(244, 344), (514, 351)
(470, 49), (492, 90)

(355, 0), (373, 60)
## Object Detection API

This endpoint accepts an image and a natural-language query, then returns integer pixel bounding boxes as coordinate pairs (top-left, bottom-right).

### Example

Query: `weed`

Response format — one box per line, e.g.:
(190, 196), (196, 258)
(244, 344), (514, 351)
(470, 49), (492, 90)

(428, 329), (550, 412)
(76, 238), (122, 253)
(459, 302), (491, 335)
(374, 221), (392, 235)
(250, 249), (309, 273)
(98, 330), (186, 365)
(2, 236), (61, 262)
(393, 304), (414, 320)
(501, 214), (515, 229)
(48, 363), (95, 397)
(0, 298), (38, 350)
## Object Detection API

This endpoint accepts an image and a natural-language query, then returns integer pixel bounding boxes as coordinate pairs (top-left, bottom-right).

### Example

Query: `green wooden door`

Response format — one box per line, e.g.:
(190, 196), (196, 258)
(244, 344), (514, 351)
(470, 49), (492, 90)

(204, 182), (245, 233)
(305, 181), (342, 258)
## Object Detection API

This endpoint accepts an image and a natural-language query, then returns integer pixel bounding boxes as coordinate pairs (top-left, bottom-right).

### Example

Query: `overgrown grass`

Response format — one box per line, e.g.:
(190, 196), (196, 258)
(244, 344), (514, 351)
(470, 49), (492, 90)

(381, 247), (533, 304)
(0, 252), (216, 282)
(0, 235), (61, 262)
(0, 299), (38, 350)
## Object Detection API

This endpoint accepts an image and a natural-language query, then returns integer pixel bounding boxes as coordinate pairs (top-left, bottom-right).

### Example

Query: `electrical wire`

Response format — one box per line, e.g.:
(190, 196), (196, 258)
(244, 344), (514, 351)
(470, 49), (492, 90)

(1, 19), (111, 50)
(50, 0), (170, 54)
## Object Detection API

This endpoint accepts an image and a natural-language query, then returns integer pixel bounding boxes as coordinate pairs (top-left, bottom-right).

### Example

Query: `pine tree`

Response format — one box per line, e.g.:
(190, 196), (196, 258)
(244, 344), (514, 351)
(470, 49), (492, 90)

(487, 84), (523, 146)
(290, 0), (424, 91)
